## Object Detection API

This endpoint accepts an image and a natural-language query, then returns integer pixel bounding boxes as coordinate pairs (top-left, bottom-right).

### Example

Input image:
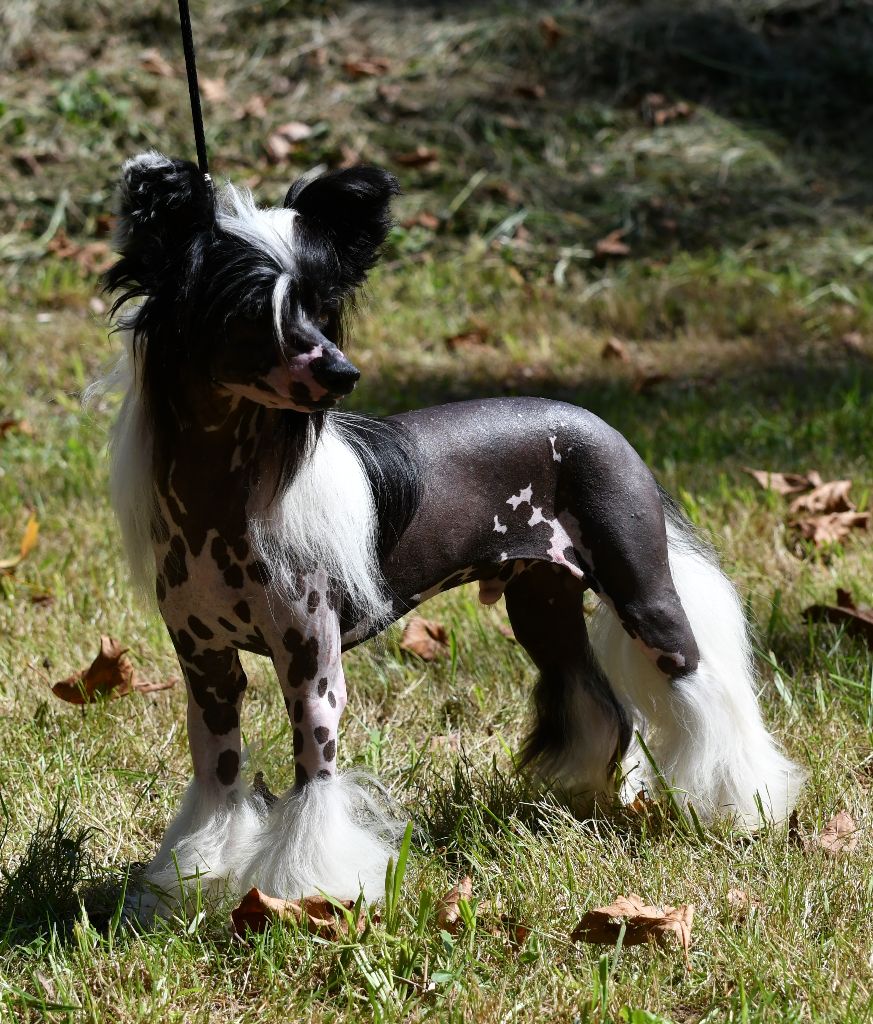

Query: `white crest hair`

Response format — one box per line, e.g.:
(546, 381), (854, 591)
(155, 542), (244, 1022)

(216, 182), (298, 346)
(249, 419), (392, 626)
(83, 333), (156, 600)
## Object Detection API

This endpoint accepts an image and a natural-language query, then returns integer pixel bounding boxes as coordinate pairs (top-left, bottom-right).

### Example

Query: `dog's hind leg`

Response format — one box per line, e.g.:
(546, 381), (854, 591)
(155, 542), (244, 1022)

(131, 644), (266, 921)
(506, 562), (631, 815)
(245, 572), (401, 902)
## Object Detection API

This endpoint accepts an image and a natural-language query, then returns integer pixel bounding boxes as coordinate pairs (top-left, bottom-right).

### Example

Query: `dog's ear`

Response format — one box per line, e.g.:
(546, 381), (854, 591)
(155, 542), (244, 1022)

(111, 151), (216, 288)
(284, 166), (399, 290)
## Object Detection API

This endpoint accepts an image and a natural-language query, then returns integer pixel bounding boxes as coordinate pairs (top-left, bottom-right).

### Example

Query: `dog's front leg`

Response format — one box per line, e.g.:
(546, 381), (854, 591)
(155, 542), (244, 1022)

(243, 572), (402, 903)
(129, 643), (266, 921)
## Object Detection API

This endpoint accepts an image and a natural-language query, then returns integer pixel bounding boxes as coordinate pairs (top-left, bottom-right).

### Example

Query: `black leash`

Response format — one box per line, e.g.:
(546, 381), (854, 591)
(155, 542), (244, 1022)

(176, 0), (211, 186)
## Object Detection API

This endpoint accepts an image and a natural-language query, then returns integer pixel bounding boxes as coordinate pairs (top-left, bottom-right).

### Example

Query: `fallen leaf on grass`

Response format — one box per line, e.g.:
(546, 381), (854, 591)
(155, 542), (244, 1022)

(594, 228), (630, 259)
(642, 93), (693, 126)
(437, 876), (473, 935)
(571, 894), (694, 961)
(445, 326), (491, 350)
(139, 48), (174, 77)
(803, 811), (859, 856)
(231, 887), (362, 938)
(601, 336), (631, 363)
(265, 121), (315, 162)
(200, 77), (227, 103)
(393, 146), (439, 169)
(236, 94), (269, 120)
(725, 888), (760, 917)
(46, 230), (113, 274)
(342, 56), (390, 78)
(399, 616), (450, 661)
(803, 588), (873, 648)
(788, 479), (855, 516)
(539, 15), (565, 47)
(0, 514), (38, 572)
(795, 511), (869, 547)
(51, 636), (176, 704)
(742, 468), (823, 495)
(401, 211), (440, 231)
(513, 82), (546, 100)
(0, 418), (34, 439)
(842, 331), (865, 353)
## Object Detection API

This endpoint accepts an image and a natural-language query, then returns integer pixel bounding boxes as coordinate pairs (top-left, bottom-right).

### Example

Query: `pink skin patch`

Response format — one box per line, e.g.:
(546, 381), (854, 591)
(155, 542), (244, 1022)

(220, 346), (332, 411)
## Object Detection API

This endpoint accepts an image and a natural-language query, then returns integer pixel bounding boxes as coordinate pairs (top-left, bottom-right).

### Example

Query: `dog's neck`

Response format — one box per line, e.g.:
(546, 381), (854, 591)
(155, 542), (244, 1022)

(151, 382), (283, 546)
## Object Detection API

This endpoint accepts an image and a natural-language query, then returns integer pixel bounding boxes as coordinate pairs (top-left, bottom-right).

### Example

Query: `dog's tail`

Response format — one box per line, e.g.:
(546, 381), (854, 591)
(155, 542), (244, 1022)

(588, 494), (804, 828)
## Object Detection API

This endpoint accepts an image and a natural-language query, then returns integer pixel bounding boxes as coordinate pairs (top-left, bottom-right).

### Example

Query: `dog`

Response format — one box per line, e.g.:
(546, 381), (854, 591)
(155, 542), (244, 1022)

(92, 151), (803, 919)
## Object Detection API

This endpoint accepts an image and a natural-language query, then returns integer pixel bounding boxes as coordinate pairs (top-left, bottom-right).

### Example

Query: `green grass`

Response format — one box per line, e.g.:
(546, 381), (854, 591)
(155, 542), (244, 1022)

(2, 1), (873, 1021)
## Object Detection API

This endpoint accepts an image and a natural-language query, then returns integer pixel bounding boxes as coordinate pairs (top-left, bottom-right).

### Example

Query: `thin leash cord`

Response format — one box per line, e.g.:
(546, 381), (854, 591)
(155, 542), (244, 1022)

(176, 0), (212, 187)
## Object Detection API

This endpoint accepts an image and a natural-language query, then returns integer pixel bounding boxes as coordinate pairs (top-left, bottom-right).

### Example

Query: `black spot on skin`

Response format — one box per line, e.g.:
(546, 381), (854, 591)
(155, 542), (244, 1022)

(293, 700), (303, 723)
(317, 677), (328, 697)
(203, 702), (239, 735)
(283, 629), (320, 681)
(234, 600), (251, 623)
(325, 584), (339, 611)
(210, 537), (231, 571)
(215, 671), (248, 703)
(188, 615), (214, 640)
(174, 629), (196, 659)
(317, 769), (332, 780)
(224, 564), (245, 589)
(216, 749), (239, 785)
(657, 654), (682, 677)
(295, 764), (309, 786)
(286, 662), (302, 688)
(322, 739), (336, 762)
(164, 536), (189, 587)
(233, 538), (250, 561)
(247, 560), (272, 586)
(283, 626), (304, 653)
(314, 726), (329, 743)
(327, 691), (337, 708)
(155, 574), (166, 603)
(293, 728), (304, 754)
(307, 590), (321, 613)
(217, 617), (237, 632)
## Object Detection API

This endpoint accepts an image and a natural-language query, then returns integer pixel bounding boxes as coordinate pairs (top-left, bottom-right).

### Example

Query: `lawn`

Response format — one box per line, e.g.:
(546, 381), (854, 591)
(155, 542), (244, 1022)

(1, 1), (872, 1021)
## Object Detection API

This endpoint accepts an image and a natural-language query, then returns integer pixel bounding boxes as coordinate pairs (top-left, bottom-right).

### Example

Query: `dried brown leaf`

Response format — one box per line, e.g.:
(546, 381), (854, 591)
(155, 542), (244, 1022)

(601, 336), (631, 363)
(788, 479), (855, 516)
(437, 876), (473, 935)
(0, 514), (38, 572)
(342, 57), (390, 78)
(51, 637), (175, 704)
(742, 468), (823, 495)
(265, 121), (314, 163)
(200, 77), (227, 103)
(139, 48), (174, 77)
(571, 894), (694, 961)
(0, 418), (34, 439)
(399, 616), (450, 661)
(231, 887), (361, 938)
(842, 331), (865, 352)
(594, 228), (630, 259)
(445, 327), (490, 350)
(513, 82), (546, 100)
(236, 95), (269, 120)
(795, 511), (870, 547)
(52, 636), (135, 704)
(393, 146), (439, 169)
(538, 15), (565, 47)
(803, 588), (873, 648)
(805, 811), (859, 856)
(401, 211), (440, 231)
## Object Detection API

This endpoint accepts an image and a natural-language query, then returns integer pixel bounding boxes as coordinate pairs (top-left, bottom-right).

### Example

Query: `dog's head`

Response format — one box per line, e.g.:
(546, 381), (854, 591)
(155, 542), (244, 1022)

(108, 151), (399, 412)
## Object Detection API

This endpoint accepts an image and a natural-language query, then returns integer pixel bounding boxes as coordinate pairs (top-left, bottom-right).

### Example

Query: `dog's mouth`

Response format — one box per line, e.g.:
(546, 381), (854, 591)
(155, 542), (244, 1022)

(217, 346), (360, 411)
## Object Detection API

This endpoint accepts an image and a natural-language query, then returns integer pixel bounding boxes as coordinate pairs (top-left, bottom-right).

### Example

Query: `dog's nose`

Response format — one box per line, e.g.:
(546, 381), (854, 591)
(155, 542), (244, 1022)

(319, 361), (361, 394)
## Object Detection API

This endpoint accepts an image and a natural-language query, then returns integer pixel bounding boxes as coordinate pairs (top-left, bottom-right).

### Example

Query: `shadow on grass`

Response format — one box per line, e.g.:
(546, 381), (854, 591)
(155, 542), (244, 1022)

(350, 351), (873, 474)
(0, 800), (127, 946)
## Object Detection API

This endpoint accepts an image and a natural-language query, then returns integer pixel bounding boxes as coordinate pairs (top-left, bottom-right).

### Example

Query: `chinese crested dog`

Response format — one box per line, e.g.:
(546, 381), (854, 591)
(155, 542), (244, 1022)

(93, 151), (803, 919)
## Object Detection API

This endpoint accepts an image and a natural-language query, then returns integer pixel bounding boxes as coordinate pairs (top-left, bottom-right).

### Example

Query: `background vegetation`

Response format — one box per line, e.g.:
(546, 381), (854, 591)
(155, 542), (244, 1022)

(1, 1), (871, 1020)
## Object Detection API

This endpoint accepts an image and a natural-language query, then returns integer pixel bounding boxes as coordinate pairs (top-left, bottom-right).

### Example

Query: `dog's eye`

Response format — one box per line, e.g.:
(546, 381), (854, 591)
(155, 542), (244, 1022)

(317, 311), (332, 327)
